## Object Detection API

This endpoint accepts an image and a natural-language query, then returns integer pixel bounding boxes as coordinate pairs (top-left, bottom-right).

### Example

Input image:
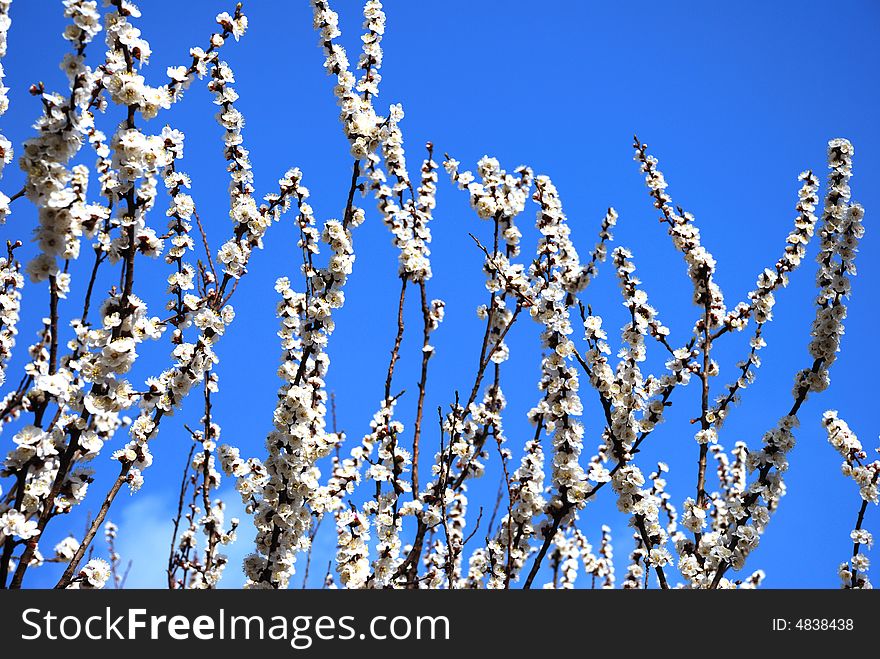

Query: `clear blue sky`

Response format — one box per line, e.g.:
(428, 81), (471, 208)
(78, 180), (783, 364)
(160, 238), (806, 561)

(2, 0), (878, 588)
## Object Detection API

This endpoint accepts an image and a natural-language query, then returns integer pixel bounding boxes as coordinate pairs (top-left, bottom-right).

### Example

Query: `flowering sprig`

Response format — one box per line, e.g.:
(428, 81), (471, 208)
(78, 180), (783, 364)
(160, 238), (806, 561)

(544, 526), (580, 589)
(167, 375), (237, 589)
(103, 520), (130, 588)
(161, 140), (199, 331)
(311, 0), (384, 159)
(622, 462), (675, 588)
(474, 436), (545, 588)
(366, 127), (441, 505)
(634, 139), (727, 576)
(604, 249), (675, 586)
(518, 176), (593, 586)
(238, 215), (357, 588)
(823, 411), (878, 589)
(22, 2), (105, 279)
(0, 241), (22, 387)
(634, 137), (725, 317)
(590, 525), (615, 589)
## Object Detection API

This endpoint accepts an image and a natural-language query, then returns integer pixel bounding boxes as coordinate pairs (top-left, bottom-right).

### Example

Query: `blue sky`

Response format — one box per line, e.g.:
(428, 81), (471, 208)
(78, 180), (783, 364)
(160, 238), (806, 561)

(1, 0), (878, 588)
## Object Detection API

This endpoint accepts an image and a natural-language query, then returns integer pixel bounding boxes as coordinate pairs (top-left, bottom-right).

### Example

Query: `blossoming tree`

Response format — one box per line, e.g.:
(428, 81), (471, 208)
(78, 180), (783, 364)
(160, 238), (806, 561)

(0, 0), (872, 590)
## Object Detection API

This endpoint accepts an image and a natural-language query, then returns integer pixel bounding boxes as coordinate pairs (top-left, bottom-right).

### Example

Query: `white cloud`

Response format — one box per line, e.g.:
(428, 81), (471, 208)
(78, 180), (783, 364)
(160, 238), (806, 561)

(112, 488), (338, 589)
(112, 487), (249, 589)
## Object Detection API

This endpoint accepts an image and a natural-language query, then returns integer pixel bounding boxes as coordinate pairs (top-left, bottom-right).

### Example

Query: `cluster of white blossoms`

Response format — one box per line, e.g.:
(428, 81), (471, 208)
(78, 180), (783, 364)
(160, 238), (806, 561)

(807, 144), (862, 385)
(53, 534), (80, 562)
(708, 441), (748, 531)
(311, 0), (385, 159)
(66, 557), (111, 589)
(822, 411), (878, 590)
(622, 462), (676, 588)
(211, 58), (263, 281)
(423, 489), (470, 588)
(635, 140), (725, 324)
(824, 412), (879, 504)
(314, 410), (391, 589)
(336, 507), (371, 589)
(466, 158), (533, 360)
(0, 507), (39, 540)
(412, 149), (439, 277)
(162, 136), (198, 327)
(361, 399), (410, 587)
(579, 279), (693, 511)
(21, 4), (107, 280)
(445, 155), (532, 229)
(608, 248), (653, 456)
(368, 107), (437, 282)
(0, 243), (22, 386)
(398, 401), (481, 589)
(527, 177), (588, 520)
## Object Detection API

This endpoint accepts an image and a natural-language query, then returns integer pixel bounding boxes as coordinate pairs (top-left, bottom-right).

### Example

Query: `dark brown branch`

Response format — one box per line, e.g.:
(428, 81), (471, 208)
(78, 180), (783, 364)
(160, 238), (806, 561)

(411, 280), (432, 496)
(55, 462), (132, 589)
